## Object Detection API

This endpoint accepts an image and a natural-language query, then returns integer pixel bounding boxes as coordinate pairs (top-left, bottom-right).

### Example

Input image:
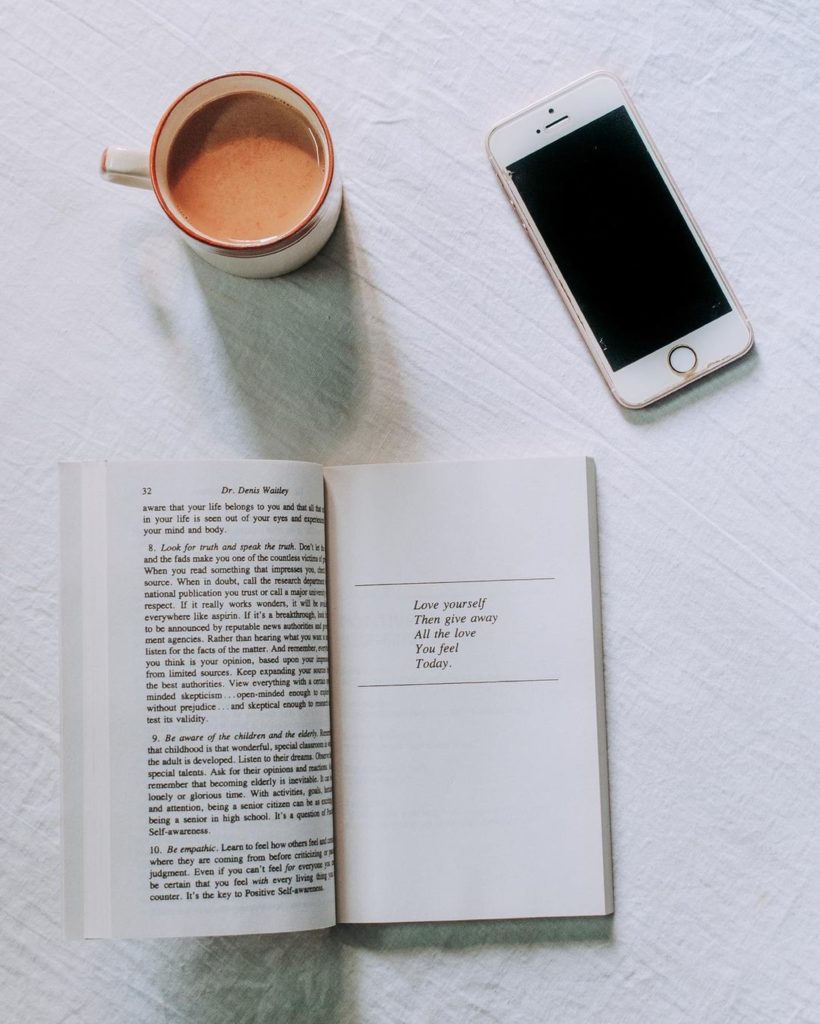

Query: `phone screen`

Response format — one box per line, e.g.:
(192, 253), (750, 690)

(507, 105), (731, 372)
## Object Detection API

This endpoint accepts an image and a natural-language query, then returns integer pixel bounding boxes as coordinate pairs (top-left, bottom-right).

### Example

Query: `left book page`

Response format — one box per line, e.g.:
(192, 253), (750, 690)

(61, 461), (335, 938)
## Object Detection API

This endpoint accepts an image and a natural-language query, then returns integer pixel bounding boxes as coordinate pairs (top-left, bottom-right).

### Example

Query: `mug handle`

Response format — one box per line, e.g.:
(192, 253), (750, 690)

(100, 147), (152, 190)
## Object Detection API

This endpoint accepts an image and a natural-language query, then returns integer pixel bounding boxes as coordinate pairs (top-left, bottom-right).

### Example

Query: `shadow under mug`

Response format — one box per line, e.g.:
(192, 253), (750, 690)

(101, 72), (343, 278)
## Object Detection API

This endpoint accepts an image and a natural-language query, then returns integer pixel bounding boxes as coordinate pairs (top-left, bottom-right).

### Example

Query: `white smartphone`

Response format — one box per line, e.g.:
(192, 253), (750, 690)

(486, 71), (753, 408)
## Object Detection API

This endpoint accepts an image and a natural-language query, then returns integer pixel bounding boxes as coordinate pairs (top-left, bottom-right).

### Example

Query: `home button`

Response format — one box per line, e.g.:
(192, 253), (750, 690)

(668, 345), (697, 374)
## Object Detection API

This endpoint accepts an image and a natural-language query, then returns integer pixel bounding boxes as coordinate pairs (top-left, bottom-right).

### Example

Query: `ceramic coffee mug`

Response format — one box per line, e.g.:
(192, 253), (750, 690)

(101, 72), (342, 278)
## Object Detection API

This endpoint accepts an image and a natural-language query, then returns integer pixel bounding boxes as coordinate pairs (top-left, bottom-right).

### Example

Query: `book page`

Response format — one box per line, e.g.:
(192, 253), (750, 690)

(62, 461), (335, 938)
(325, 458), (611, 923)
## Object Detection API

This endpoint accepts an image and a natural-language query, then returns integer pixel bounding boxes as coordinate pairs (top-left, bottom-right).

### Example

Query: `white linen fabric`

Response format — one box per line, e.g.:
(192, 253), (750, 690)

(1, 0), (818, 1021)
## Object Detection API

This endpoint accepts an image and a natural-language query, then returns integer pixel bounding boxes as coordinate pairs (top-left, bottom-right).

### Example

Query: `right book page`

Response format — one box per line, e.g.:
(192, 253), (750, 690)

(324, 458), (612, 923)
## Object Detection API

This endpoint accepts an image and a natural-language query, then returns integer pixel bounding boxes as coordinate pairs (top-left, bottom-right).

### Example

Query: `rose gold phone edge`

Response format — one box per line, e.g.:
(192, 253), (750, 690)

(486, 71), (754, 409)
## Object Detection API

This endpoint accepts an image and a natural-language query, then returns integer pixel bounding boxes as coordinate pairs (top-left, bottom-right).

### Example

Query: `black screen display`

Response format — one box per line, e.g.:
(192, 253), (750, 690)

(507, 106), (731, 371)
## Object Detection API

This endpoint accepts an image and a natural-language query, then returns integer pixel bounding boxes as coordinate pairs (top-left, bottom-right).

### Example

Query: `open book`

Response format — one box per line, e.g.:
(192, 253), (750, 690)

(61, 457), (612, 938)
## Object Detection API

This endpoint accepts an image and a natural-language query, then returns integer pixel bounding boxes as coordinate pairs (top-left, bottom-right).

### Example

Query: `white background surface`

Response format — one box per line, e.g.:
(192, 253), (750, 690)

(1, 1), (818, 1021)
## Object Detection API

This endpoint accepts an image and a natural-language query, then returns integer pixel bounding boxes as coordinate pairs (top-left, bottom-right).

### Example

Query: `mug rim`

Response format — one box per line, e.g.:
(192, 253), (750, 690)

(149, 71), (335, 253)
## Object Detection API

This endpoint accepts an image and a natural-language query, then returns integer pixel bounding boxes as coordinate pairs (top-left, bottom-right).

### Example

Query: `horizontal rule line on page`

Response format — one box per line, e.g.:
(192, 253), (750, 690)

(354, 578), (556, 587)
(358, 678), (559, 689)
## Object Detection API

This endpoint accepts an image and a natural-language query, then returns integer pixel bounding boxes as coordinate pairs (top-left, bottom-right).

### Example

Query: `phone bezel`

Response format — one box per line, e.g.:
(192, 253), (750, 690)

(486, 71), (753, 408)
